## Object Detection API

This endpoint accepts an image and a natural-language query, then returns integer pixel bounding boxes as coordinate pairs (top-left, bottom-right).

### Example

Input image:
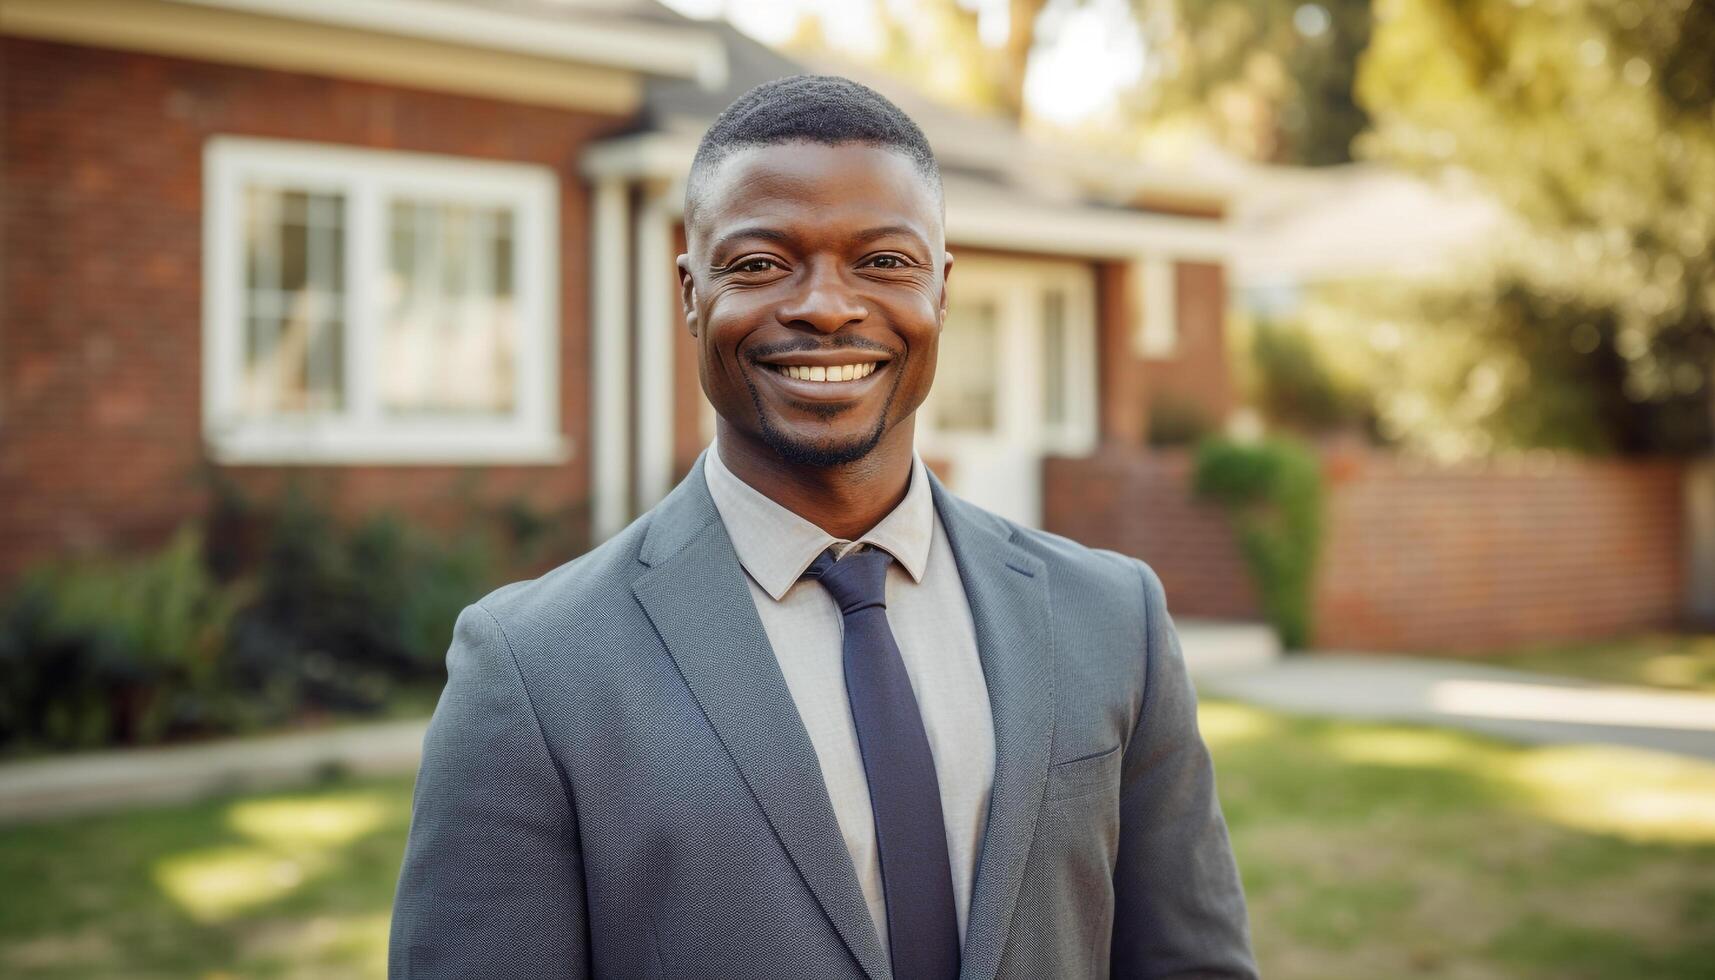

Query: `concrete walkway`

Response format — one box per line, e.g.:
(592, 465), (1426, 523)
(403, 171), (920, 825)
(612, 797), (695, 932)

(0, 719), (429, 824)
(1199, 654), (1715, 763)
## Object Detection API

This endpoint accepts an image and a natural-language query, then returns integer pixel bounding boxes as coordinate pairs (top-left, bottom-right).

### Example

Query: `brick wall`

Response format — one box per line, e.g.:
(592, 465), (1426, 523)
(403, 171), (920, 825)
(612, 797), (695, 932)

(1095, 259), (1232, 450)
(0, 39), (631, 578)
(1045, 445), (1688, 652)
(1043, 449), (1260, 619)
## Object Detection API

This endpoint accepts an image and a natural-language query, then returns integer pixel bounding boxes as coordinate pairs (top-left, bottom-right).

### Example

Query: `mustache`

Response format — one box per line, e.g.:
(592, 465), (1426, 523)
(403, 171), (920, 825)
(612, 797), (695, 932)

(746, 336), (898, 361)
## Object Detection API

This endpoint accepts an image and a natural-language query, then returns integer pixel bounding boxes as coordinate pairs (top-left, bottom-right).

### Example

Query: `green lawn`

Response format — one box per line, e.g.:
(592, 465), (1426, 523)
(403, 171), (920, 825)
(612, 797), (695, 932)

(1428, 631), (1715, 695)
(2, 703), (1713, 979)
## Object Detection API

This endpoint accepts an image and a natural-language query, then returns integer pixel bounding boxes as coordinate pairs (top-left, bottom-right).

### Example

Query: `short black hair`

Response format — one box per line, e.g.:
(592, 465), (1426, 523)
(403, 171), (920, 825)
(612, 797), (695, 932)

(684, 74), (943, 229)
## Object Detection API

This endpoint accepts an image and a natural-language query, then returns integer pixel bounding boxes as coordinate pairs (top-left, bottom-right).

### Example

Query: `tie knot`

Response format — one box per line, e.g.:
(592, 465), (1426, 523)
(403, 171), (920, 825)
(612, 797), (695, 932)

(802, 546), (892, 615)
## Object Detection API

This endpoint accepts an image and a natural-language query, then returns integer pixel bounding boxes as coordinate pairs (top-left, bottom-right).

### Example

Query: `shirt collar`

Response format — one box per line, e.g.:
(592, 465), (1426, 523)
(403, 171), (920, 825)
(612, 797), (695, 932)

(702, 435), (934, 601)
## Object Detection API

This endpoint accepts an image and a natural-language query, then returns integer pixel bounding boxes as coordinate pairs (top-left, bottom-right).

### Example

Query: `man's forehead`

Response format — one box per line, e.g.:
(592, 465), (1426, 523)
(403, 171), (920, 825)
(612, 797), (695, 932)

(689, 142), (941, 247)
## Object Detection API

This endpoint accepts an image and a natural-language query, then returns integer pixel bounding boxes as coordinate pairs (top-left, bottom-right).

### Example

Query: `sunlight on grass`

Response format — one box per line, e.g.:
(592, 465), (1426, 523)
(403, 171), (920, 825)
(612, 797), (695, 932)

(1641, 646), (1715, 690)
(1318, 727), (1477, 768)
(152, 788), (393, 924)
(1469, 631), (1715, 695)
(229, 794), (389, 849)
(238, 910), (390, 977)
(153, 846), (312, 923)
(1197, 700), (1278, 748)
(1502, 745), (1715, 844)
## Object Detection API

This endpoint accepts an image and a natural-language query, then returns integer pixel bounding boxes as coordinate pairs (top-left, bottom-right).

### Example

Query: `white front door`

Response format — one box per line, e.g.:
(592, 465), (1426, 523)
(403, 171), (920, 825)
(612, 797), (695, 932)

(918, 257), (1097, 527)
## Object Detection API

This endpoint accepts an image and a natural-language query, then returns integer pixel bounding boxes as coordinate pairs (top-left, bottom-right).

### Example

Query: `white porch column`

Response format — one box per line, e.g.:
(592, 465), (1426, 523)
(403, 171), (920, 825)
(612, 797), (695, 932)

(590, 177), (632, 541)
(634, 184), (678, 511)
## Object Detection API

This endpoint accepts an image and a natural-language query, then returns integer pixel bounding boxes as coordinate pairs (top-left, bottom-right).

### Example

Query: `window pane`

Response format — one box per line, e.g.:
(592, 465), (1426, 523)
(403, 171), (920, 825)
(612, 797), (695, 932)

(240, 186), (345, 414)
(933, 298), (998, 433)
(1042, 288), (1067, 428)
(382, 198), (518, 415)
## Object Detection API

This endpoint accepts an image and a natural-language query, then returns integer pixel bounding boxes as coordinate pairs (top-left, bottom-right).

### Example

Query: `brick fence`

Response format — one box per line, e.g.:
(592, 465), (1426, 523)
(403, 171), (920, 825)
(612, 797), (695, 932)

(1044, 445), (1689, 653)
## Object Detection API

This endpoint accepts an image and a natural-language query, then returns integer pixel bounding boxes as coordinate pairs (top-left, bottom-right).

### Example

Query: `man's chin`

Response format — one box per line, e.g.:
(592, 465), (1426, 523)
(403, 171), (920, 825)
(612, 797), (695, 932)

(757, 416), (888, 468)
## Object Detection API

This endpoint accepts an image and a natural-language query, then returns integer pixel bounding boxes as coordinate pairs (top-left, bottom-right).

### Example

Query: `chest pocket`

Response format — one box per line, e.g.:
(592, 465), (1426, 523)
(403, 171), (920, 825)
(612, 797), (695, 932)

(1044, 742), (1122, 803)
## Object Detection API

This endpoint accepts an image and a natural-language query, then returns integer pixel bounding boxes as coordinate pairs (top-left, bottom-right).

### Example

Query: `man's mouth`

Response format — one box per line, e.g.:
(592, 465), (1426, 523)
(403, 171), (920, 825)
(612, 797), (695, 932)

(763, 362), (880, 383)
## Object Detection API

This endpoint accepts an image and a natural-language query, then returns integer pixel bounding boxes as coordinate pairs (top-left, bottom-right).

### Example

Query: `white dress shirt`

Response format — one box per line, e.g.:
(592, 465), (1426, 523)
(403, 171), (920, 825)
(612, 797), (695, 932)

(702, 437), (996, 956)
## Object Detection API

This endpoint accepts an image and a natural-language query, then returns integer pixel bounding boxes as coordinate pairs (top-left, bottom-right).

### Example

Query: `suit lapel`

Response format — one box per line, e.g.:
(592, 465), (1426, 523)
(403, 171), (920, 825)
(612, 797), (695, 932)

(631, 450), (893, 980)
(927, 469), (1055, 980)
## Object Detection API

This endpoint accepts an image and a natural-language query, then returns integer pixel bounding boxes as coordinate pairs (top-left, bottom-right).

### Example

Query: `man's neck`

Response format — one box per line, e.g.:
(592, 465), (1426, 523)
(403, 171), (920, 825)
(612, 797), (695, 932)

(714, 420), (915, 542)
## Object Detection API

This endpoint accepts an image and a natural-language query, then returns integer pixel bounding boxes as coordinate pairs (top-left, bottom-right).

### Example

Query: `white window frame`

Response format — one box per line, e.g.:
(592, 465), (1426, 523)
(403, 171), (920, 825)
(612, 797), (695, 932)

(202, 136), (564, 464)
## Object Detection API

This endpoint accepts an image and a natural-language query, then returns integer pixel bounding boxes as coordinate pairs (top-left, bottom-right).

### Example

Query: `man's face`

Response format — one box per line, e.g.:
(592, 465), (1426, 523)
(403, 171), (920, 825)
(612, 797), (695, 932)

(677, 141), (951, 468)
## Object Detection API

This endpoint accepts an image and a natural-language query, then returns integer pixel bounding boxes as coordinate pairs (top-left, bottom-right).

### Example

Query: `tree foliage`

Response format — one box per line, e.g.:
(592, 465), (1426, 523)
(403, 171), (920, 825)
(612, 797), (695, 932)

(1354, 0), (1715, 453)
(1124, 0), (1373, 164)
(788, 0), (1048, 119)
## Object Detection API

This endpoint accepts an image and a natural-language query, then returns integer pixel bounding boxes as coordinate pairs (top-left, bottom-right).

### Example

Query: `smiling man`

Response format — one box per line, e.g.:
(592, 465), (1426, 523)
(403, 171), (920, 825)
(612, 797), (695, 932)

(390, 75), (1255, 980)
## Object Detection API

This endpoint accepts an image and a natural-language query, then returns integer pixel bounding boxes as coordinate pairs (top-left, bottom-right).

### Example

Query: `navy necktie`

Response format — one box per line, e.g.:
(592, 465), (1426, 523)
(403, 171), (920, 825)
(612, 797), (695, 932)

(803, 545), (960, 980)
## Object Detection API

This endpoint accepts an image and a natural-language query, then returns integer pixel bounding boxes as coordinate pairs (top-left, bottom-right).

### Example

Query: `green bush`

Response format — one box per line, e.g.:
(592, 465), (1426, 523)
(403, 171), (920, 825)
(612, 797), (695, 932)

(0, 528), (240, 749)
(1192, 437), (1325, 650)
(218, 490), (495, 729)
(0, 483), (558, 754)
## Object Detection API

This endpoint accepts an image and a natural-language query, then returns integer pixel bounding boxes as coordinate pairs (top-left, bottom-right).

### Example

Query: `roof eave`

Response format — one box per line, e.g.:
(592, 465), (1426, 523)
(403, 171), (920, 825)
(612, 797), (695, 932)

(168, 0), (729, 86)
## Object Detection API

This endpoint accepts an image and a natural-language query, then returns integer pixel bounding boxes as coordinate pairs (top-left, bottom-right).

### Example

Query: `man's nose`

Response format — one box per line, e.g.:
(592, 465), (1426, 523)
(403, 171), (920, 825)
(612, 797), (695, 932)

(776, 260), (868, 334)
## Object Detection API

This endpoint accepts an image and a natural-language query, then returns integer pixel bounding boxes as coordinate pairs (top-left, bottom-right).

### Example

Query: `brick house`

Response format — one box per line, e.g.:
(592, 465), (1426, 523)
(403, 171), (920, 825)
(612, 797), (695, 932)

(0, 0), (1235, 578)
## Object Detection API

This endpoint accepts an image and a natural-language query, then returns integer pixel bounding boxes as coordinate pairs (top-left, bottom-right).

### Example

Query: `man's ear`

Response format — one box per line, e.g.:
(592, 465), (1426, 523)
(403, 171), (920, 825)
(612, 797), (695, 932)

(937, 250), (955, 322)
(675, 253), (699, 337)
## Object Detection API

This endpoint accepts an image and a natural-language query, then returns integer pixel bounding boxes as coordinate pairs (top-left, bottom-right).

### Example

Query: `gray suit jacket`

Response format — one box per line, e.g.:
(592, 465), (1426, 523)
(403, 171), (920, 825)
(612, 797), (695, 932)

(389, 448), (1256, 979)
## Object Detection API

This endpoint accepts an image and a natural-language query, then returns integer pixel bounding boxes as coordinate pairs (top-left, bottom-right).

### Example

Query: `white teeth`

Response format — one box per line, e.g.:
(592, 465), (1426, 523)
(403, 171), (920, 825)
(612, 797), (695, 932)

(775, 362), (878, 382)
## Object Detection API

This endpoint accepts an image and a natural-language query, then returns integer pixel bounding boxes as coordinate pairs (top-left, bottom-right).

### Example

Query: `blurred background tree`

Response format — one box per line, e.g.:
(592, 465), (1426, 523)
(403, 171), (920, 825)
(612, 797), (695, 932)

(1350, 0), (1715, 455)
(803, 0), (1372, 164)
(785, 0), (1049, 118)
(1121, 0), (1373, 165)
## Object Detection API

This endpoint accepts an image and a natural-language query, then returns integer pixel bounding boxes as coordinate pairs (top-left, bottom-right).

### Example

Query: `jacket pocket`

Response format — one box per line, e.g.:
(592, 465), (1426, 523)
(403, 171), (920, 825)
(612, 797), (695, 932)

(1044, 742), (1121, 803)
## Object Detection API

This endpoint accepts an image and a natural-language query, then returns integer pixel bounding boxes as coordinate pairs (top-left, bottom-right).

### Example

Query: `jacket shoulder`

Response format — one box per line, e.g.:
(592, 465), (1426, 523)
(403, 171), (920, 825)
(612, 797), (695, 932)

(471, 511), (653, 644)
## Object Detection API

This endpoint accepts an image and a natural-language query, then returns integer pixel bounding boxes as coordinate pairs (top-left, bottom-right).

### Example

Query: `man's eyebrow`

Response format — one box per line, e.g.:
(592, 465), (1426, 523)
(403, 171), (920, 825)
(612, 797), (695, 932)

(710, 226), (795, 256)
(709, 224), (930, 258)
(849, 224), (928, 248)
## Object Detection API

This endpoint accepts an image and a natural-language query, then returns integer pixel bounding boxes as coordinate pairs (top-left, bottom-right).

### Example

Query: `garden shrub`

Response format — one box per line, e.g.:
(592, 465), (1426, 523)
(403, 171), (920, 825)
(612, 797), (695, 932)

(221, 491), (494, 726)
(0, 482), (560, 753)
(1192, 436), (1325, 650)
(0, 528), (240, 749)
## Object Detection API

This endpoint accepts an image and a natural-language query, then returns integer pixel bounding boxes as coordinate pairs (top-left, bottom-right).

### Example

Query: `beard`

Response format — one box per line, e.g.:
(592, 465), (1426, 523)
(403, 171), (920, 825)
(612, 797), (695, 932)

(743, 367), (901, 468)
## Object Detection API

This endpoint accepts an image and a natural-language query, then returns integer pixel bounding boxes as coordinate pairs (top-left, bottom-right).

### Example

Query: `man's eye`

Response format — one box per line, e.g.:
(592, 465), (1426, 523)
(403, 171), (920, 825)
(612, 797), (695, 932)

(867, 255), (908, 269)
(735, 258), (778, 274)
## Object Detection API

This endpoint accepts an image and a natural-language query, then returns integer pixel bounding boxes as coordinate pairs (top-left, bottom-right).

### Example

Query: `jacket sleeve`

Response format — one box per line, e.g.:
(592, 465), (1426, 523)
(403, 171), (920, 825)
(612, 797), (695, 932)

(389, 602), (591, 978)
(1110, 560), (1258, 979)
